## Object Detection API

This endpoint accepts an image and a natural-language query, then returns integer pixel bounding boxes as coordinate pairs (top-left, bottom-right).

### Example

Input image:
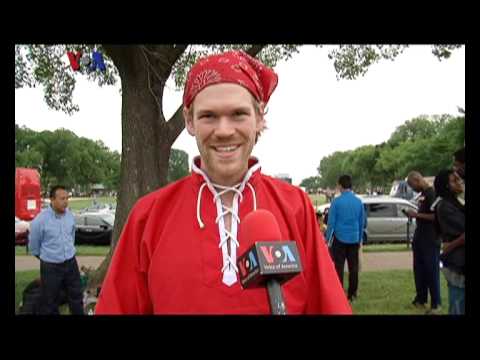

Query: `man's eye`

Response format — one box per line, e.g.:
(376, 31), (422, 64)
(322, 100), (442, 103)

(200, 114), (213, 119)
(234, 111), (247, 117)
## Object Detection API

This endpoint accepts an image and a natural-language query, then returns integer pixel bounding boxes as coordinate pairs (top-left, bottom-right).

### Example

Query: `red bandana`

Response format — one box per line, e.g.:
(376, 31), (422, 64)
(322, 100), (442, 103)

(183, 50), (278, 108)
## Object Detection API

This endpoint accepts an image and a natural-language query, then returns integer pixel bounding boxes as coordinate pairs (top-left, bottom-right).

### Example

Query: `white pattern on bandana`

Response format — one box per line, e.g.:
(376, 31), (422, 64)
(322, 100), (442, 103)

(191, 69), (222, 96)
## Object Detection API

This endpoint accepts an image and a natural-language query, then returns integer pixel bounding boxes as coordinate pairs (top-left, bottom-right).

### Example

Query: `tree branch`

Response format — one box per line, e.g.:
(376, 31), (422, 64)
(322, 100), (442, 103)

(101, 45), (133, 74)
(166, 104), (185, 144)
(143, 45), (188, 81)
(245, 44), (266, 57)
(139, 47), (163, 119)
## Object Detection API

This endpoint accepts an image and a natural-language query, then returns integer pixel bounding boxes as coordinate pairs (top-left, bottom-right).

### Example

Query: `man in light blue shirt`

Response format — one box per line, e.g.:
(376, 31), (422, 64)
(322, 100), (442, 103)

(29, 185), (84, 315)
(326, 175), (366, 302)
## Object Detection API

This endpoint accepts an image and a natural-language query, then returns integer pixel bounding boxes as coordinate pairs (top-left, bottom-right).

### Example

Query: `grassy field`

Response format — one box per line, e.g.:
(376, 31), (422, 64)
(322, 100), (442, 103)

(15, 270), (69, 314)
(350, 269), (449, 315)
(16, 244), (409, 256)
(15, 270), (40, 313)
(362, 243), (411, 253)
(308, 194), (327, 208)
(14, 269), (449, 315)
(15, 245), (110, 257)
(68, 197), (116, 212)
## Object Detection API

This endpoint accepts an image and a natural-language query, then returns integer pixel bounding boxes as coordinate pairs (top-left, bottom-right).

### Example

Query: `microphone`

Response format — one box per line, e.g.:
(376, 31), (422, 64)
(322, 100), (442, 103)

(237, 209), (303, 315)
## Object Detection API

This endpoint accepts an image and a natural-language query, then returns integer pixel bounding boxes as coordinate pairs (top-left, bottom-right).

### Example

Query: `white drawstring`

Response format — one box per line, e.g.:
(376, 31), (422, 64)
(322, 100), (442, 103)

(247, 183), (257, 211)
(193, 159), (260, 286)
(197, 183), (208, 229)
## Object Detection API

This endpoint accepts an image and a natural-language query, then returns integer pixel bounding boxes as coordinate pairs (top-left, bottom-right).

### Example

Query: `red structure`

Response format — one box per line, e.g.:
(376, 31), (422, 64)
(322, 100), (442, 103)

(15, 168), (41, 221)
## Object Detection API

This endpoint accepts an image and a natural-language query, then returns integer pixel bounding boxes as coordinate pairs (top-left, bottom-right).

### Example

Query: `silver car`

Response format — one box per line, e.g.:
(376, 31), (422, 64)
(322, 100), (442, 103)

(317, 195), (418, 244)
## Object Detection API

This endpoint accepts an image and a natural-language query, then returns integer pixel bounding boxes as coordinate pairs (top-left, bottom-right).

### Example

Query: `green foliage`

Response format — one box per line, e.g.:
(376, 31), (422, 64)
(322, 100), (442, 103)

(15, 124), (121, 192)
(15, 44), (300, 115)
(328, 45), (407, 80)
(16, 44), (463, 116)
(299, 176), (322, 193)
(318, 114), (465, 191)
(167, 148), (189, 183)
(16, 44), (118, 115)
(15, 124), (190, 191)
(317, 150), (352, 188)
(327, 44), (462, 81)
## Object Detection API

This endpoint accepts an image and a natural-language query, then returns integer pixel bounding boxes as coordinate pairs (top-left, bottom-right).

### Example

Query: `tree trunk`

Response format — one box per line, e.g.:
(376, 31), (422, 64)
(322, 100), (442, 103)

(87, 46), (175, 289)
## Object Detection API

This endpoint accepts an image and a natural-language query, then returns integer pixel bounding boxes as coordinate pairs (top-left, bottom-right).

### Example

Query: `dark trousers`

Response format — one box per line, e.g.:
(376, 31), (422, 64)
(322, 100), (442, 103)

(412, 241), (442, 308)
(330, 236), (360, 299)
(40, 257), (84, 315)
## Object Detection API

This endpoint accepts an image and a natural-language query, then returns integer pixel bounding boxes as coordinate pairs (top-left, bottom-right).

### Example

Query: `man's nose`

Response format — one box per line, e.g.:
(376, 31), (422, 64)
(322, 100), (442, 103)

(214, 117), (235, 138)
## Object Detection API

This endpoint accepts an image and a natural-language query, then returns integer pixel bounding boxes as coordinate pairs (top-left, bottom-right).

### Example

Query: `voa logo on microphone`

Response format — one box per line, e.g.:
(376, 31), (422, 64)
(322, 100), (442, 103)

(260, 244), (296, 265)
(238, 250), (259, 278)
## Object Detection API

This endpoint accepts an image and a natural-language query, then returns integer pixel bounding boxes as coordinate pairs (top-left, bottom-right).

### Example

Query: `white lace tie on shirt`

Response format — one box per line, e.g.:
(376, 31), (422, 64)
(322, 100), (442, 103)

(194, 162), (260, 286)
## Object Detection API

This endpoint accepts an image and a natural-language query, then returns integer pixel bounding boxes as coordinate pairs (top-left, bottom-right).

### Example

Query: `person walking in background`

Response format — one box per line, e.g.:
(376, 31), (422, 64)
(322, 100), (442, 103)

(326, 175), (366, 302)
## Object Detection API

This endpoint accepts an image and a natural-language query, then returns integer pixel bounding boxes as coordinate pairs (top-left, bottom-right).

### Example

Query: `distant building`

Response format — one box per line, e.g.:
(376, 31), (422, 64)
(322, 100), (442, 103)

(91, 183), (106, 197)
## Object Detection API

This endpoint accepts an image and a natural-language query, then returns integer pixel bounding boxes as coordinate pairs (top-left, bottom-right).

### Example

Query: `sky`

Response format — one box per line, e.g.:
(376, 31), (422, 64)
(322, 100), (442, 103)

(15, 45), (465, 185)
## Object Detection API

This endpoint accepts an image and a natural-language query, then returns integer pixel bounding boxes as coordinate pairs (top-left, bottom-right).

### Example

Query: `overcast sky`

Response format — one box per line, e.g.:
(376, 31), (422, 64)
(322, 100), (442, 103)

(15, 45), (465, 185)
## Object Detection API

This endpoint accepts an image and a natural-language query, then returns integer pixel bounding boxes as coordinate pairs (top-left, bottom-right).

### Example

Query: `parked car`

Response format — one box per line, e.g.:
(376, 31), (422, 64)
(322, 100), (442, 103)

(80, 203), (116, 216)
(41, 198), (51, 209)
(317, 195), (418, 244)
(390, 180), (418, 202)
(15, 216), (30, 246)
(74, 212), (114, 245)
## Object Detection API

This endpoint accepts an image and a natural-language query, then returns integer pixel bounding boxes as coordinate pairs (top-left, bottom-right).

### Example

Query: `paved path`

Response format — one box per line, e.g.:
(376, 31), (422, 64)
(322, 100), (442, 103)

(15, 256), (105, 272)
(360, 250), (412, 272)
(16, 251), (413, 272)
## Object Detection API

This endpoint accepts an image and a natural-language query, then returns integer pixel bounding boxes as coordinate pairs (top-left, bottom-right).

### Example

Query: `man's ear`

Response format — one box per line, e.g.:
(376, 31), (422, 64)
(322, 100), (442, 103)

(184, 107), (195, 136)
(255, 102), (266, 132)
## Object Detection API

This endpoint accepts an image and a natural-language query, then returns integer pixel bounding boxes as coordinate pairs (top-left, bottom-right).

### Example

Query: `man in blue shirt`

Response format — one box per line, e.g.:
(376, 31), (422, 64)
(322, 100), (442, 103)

(326, 175), (366, 302)
(29, 185), (84, 315)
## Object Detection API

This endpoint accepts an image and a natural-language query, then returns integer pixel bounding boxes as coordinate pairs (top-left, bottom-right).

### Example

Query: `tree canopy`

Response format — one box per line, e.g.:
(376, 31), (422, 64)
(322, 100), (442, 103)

(312, 114), (464, 192)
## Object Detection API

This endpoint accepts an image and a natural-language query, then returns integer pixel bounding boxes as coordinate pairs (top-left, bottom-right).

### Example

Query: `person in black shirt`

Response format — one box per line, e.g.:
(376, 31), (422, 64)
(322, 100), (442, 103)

(434, 169), (465, 314)
(406, 171), (442, 314)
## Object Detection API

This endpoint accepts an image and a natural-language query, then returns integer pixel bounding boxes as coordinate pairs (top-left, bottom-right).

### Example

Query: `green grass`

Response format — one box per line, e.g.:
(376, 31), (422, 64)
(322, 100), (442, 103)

(68, 197), (116, 212)
(17, 244), (408, 256)
(350, 269), (449, 315)
(15, 245), (110, 257)
(308, 194), (327, 207)
(14, 269), (449, 315)
(15, 269), (70, 314)
(15, 270), (39, 313)
(362, 243), (411, 253)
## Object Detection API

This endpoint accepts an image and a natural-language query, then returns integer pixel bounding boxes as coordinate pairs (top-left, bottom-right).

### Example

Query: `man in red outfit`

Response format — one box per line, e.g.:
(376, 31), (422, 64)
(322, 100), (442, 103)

(95, 50), (351, 315)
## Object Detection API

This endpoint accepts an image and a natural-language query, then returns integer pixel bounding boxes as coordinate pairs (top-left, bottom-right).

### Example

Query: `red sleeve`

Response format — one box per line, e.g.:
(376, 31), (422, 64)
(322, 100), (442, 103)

(95, 196), (155, 315)
(299, 191), (352, 314)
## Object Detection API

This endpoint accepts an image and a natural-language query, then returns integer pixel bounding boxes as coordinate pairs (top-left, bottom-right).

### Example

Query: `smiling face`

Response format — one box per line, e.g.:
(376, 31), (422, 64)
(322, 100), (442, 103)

(184, 83), (265, 186)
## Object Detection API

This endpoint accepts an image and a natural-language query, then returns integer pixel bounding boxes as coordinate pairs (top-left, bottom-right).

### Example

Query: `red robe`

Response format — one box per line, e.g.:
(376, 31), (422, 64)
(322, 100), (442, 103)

(95, 158), (351, 314)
